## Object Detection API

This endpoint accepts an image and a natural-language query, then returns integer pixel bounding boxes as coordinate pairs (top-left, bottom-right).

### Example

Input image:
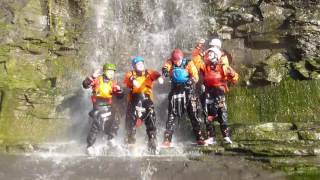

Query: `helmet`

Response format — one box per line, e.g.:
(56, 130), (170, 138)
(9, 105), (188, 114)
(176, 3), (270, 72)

(209, 38), (222, 48)
(198, 38), (205, 44)
(103, 63), (116, 71)
(131, 56), (144, 67)
(207, 47), (222, 64)
(171, 48), (184, 62)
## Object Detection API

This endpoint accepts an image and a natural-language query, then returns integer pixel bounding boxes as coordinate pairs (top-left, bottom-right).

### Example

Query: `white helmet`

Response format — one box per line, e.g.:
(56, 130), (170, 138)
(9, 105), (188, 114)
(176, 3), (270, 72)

(209, 38), (222, 48)
(207, 47), (221, 64)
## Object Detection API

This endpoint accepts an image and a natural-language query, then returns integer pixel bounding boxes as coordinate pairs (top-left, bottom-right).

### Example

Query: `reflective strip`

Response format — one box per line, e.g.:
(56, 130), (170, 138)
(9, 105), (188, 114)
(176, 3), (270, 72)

(100, 112), (112, 118)
(135, 106), (146, 113)
(173, 93), (185, 99)
(205, 99), (214, 104)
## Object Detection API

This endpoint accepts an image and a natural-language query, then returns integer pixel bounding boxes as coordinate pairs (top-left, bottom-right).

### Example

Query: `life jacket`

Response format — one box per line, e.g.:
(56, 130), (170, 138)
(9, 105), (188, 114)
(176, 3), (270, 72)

(91, 76), (114, 104)
(130, 70), (153, 96)
(203, 63), (228, 92)
(171, 58), (189, 84)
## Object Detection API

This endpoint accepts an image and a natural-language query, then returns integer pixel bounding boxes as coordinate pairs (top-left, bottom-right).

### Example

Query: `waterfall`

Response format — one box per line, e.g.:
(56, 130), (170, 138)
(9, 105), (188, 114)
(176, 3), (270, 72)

(87, 0), (207, 71)
(71, 0), (209, 153)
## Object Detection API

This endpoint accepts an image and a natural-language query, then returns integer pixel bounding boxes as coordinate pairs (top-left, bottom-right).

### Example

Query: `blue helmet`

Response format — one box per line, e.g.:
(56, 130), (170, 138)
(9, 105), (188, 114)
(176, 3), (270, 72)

(131, 56), (144, 67)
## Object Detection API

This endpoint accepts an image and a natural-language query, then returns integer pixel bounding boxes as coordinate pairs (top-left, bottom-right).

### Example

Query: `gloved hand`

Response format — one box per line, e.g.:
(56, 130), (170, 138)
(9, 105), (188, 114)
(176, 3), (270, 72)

(112, 85), (121, 92)
(158, 76), (164, 84)
(162, 67), (169, 77)
(92, 69), (101, 79)
(186, 78), (194, 86)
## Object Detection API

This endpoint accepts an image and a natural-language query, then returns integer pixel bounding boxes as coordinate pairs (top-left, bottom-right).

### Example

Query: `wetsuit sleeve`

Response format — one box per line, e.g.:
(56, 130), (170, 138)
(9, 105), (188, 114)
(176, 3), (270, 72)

(191, 55), (203, 71)
(149, 70), (161, 81)
(191, 48), (201, 58)
(225, 66), (239, 84)
(220, 55), (231, 75)
(162, 59), (172, 77)
(123, 72), (133, 88)
(186, 61), (199, 83)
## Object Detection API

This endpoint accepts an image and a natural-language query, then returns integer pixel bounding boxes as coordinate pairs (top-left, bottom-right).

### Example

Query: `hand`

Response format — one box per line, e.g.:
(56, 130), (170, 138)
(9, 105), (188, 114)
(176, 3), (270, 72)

(113, 85), (121, 92)
(162, 67), (169, 77)
(158, 77), (164, 84)
(92, 69), (101, 78)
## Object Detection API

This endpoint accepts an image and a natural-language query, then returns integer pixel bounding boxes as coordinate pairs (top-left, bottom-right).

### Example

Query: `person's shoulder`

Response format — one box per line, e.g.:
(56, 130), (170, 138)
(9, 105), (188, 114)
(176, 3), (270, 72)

(125, 71), (133, 76)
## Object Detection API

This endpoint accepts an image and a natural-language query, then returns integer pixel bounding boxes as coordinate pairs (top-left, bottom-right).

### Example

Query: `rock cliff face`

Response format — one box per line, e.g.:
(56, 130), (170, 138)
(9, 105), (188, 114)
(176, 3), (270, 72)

(0, 0), (89, 144)
(201, 1), (320, 176)
(204, 0), (320, 82)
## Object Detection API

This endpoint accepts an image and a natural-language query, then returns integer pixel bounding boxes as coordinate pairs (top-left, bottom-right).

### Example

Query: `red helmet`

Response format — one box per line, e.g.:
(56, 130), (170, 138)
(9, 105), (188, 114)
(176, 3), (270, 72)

(171, 48), (183, 62)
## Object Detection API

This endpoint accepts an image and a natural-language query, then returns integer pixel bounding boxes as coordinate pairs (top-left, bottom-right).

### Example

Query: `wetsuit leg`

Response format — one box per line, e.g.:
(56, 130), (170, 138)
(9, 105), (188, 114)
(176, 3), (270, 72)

(216, 95), (230, 137)
(125, 102), (137, 144)
(164, 91), (178, 142)
(187, 93), (204, 141)
(87, 109), (100, 147)
(142, 99), (157, 151)
(102, 108), (118, 140)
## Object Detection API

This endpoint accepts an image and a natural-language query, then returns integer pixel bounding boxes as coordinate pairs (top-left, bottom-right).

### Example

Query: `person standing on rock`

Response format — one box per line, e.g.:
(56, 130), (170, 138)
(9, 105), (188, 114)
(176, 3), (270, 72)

(192, 38), (206, 71)
(82, 63), (124, 155)
(161, 48), (205, 147)
(199, 47), (238, 144)
(123, 56), (163, 153)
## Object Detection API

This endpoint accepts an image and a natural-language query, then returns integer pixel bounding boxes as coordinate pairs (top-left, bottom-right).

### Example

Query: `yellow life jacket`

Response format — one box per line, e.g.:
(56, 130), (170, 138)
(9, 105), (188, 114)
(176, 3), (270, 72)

(94, 76), (113, 99)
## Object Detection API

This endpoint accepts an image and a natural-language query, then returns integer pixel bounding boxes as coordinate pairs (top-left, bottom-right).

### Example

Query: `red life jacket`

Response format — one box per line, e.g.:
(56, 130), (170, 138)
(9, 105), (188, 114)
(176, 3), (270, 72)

(203, 63), (228, 92)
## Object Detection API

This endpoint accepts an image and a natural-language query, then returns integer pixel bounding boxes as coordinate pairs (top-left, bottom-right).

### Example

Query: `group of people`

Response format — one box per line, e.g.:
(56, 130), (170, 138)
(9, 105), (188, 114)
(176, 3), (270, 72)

(82, 38), (239, 155)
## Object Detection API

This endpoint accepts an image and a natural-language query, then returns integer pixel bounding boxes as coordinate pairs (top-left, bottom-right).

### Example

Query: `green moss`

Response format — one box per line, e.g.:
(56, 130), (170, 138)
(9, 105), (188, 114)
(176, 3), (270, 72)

(227, 79), (320, 123)
(289, 171), (320, 180)
(0, 88), (63, 145)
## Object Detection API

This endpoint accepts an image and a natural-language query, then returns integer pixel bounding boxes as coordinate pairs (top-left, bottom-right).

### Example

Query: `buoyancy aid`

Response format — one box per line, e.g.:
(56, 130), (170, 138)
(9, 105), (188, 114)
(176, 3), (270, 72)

(203, 63), (229, 92)
(171, 58), (189, 84)
(130, 70), (153, 95)
(91, 76), (114, 104)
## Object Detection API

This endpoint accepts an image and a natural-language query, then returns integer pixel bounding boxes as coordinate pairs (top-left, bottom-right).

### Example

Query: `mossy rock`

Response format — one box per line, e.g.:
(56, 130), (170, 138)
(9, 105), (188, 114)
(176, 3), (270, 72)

(298, 131), (320, 141)
(0, 88), (65, 145)
(232, 123), (298, 141)
(292, 61), (311, 79)
(306, 58), (320, 70)
(293, 122), (320, 131)
(233, 128), (298, 141)
(232, 142), (320, 156)
(5, 144), (35, 153)
(267, 157), (320, 176)
(228, 79), (320, 123)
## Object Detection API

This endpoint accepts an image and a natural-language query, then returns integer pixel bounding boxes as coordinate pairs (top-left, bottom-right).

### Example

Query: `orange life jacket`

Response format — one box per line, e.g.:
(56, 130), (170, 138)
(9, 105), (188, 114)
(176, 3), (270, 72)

(124, 70), (160, 101)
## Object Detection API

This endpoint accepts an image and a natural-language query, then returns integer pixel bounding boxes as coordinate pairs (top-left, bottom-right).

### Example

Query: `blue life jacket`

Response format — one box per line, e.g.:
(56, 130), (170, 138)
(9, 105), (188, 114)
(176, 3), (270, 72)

(171, 58), (189, 84)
